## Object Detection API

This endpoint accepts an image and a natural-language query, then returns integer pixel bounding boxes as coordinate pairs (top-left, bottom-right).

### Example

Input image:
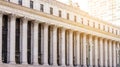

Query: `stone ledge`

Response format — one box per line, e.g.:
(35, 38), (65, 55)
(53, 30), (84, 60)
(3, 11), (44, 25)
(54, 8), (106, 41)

(0, 63), (86, 67)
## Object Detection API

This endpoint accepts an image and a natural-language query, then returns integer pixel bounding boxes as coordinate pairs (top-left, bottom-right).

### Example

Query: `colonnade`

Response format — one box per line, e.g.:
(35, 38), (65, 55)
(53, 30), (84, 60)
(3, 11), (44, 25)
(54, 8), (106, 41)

(0, 13), (120, 67)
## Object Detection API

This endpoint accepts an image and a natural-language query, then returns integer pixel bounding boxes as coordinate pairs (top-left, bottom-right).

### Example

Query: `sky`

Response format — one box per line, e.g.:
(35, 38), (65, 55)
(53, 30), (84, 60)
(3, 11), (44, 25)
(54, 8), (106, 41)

(57, 0), (89, 12)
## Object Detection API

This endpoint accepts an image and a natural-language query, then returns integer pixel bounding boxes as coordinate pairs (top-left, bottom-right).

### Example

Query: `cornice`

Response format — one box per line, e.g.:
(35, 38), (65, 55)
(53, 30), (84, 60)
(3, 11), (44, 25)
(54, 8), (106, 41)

(0, 1), (120, 39)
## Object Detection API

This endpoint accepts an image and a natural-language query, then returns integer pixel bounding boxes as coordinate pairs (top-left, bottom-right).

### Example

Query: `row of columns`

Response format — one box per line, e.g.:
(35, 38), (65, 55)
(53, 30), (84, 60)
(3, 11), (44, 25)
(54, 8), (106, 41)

(0, 13), (120, 67)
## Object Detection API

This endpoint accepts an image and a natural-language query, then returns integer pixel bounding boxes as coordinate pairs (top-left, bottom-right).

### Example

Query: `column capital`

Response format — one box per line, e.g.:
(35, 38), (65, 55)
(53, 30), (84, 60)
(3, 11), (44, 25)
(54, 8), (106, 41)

(99, 37), (104, 40)
(103, 38), (108, 41)
(0, 11), (5, 15)
(60, 27), (66, 31)
(82, 33), (87, 37)
(67, 29), (73, 32)
(33, 22), (39, 26)
(8, 13), (17, 18)
(88, 34), (92, 37)
(112, 41), (116, 44)
(117, 42), (120, 44)
(33, 20), (39, 22)
(107, 39), (112, 42)
(21, 17), (29, 22)
(0, 13), (3, 16)
(22, 16), (36, 22)
(76, 31), (81, 34)
(94, 36), (98, 39)
(52, 25), (58, 29)
(117, 43), (119, 47)
(108, 40), (112, 43)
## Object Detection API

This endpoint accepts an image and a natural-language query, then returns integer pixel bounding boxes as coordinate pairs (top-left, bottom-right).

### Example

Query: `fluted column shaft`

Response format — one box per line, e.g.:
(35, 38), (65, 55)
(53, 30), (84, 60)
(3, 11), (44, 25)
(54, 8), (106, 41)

(53, 26), (57, 65)
(76, 32), (80, 66)
(109, 40), (112, 67)
(99, 38), (103, 67)
(49, 26), (53, 64)
(33, 22), (38, 64)
(21, 18), (28, 64)
(9, 15), (16, 64)
(104, 39), (108, 67)
(89, 35), (93, 66)
(117, 42), (120, 65)
(69, 30), (73, 66)
(0, 13), (2, 63)
(83, 34), (87, 67)
(113, 41), (116, 67)
(43, 24), (48, 65)
(61, 28), (65, 66)
(94, 37), (98, 67)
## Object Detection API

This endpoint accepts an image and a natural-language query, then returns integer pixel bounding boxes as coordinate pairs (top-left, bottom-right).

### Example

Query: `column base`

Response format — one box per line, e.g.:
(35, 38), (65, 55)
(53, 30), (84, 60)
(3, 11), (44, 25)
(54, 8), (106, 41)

(9, 61), (16, 64)
(73, 65), (80, 67)
(103, 65), (108, 67)
(113, 65), (116, 67)
(82, 65), (87, 67)
(0, 61), (3, 64)
(99, 65), (103, 67)
(117, 64), (120, 67)
(88, 65), (93, 67)
(33, 62), (39, 65)
(52, 63), (57, 65)
(51, 64), (58, 67)
(21, 62), (28, 65)
(94, 65), (98, 67)
(61, 65), (66, 67)
(66, 65), (73, 67)
(43, 63), (49, 66)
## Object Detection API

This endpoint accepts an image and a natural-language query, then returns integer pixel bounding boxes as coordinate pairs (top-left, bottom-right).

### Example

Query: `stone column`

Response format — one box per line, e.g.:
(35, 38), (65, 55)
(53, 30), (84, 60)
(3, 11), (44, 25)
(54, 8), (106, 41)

(76, 32), (80, 66)
(109, 40), (112, 67)
(117, 42), (120, 65)
(9, 15), (16, 64)
(113, 41), (116, 67)
(33, 22), (38, 65)
(61, 28), (65, 66)
(43, 23), (48, 65)
(66, 30), (69, 65)
(21, 18), (28, 64)
(83, 34), (87, 67)
(94, 37), (98, 67)
(69, 30), (73, 66)
(49, 26), (53, 65)
(104, 39), (108, 67)
(99, 38), (103, 67)
(53, 26), (57, 66)
(119, 43), (120, 66)
(89, 35), (93, 66)
(0, 13), (3, 63)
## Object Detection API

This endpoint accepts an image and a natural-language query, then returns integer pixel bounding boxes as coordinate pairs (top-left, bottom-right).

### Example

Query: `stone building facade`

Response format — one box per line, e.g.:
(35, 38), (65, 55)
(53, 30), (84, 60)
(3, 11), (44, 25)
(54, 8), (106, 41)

(0, 0), (120, 67)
